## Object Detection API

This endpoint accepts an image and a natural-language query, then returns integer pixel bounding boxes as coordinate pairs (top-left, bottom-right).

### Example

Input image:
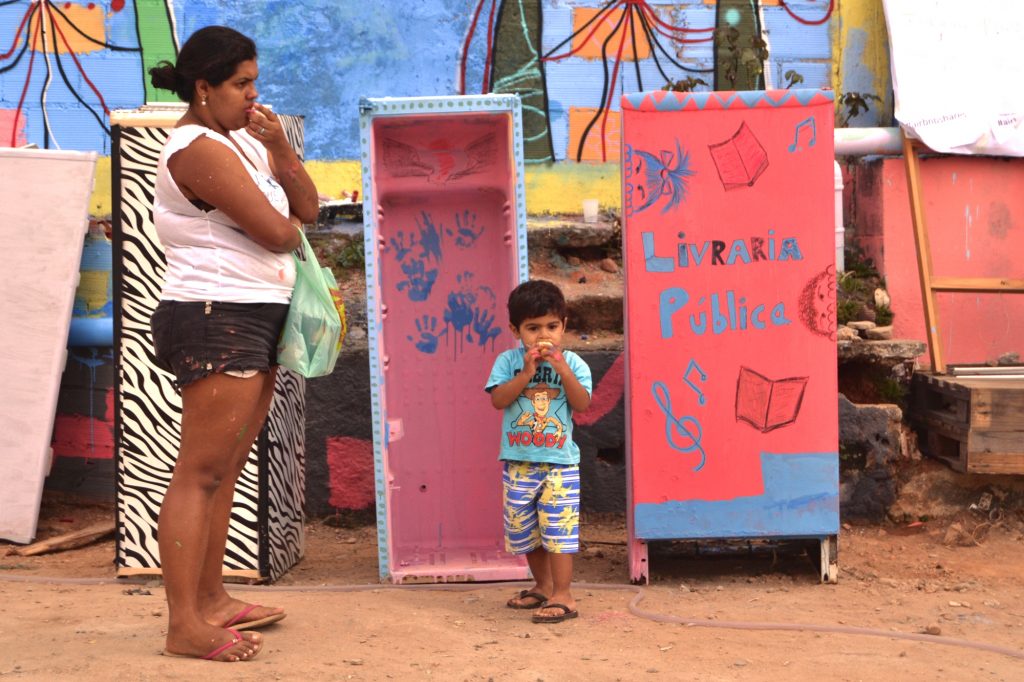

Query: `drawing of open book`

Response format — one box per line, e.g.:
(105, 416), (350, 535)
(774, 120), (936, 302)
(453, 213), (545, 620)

(734, 366), (808, 432)
(708, 122), (769, 190)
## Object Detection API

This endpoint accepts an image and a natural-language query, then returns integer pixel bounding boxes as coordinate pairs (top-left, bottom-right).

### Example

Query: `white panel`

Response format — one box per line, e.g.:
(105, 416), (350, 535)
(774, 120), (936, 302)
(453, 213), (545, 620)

(0, 148), (97, 543)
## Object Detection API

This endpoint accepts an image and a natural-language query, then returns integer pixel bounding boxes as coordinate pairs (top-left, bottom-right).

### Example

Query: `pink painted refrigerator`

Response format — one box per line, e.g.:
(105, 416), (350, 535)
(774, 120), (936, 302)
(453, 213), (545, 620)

(359, 95), (530, 582)
(621, 90), (839, 583)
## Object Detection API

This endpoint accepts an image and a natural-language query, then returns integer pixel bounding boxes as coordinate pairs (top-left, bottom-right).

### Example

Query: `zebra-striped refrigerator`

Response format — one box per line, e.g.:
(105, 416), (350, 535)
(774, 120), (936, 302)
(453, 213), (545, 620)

(111, 105), (306, 582)
(360, 95), (530, 582)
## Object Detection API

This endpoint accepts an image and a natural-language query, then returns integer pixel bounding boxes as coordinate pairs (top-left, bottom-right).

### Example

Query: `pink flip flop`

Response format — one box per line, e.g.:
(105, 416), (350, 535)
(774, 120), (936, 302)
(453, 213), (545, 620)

(163, 627), (259, 661)
(224, 604), (287, 630)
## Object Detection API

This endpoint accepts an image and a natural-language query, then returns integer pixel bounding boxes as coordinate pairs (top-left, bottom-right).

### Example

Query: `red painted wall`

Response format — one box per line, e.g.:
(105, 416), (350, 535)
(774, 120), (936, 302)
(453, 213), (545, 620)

(853, 156), (1024, 367)
(326, 436), (375, 511)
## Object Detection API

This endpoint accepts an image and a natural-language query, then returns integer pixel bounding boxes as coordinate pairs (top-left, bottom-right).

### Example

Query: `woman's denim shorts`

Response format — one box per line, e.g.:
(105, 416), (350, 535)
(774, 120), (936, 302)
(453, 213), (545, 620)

(151, 300), (289, 390)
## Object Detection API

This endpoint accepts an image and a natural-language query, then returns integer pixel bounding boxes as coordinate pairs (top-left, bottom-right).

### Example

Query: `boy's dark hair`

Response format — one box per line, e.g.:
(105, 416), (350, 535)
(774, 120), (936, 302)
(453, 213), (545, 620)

(149, 26), (257, 103)
(507, 279), (567, 328)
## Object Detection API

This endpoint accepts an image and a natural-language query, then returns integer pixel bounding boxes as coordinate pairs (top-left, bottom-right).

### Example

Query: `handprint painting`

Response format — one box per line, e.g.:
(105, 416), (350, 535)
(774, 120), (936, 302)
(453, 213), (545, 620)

(374, 112), (514, 361)
(362, 97), (529, 582)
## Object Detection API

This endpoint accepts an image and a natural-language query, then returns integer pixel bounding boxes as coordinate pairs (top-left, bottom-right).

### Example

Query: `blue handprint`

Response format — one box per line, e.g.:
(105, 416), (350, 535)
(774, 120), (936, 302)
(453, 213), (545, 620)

(389, 231), (415, 262)
(444, 291), (475, 334)
(416, 212), (443, 262)
(477, 284), (497, 307)
(408, 315), (447, 354)
(397, 258), (438, 302)
(447, 210), (484, 248)
(471, 307), (501, 347)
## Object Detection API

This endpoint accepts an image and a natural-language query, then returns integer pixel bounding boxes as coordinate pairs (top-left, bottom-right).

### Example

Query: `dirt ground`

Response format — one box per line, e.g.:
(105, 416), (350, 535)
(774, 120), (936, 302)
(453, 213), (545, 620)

(2, 491), (1023, 681)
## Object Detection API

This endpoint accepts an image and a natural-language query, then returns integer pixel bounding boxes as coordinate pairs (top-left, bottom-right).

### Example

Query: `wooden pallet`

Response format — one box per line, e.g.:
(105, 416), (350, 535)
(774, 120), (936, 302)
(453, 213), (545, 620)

(909, 373), (1024, 474)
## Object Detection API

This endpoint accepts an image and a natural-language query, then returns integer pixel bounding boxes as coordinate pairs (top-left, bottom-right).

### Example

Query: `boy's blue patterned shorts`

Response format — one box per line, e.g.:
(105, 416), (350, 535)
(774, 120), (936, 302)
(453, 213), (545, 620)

(502, 460), (580, 555)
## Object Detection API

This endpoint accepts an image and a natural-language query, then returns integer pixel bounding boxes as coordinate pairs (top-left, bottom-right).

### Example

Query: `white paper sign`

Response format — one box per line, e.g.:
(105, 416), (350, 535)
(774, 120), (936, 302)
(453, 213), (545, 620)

(883, 0), (1024, 156)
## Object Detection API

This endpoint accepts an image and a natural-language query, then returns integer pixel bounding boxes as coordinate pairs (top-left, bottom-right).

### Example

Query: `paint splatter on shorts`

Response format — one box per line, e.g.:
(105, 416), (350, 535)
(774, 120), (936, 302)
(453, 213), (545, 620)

(150, 300), (288, 390)
(502, 460), (580, 555)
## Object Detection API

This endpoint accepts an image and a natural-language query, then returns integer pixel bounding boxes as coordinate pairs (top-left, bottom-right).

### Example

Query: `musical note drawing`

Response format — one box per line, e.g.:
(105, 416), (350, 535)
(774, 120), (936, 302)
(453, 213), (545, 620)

(652, 381), (706, 471)
(682, 359), (707, 405)
(788, 117), (816, 153)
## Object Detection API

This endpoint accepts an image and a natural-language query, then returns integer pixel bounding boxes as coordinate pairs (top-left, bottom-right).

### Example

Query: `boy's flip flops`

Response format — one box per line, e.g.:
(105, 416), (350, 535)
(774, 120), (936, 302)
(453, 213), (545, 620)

(532, 603), (579, 624)
(506, 590), (549, 609)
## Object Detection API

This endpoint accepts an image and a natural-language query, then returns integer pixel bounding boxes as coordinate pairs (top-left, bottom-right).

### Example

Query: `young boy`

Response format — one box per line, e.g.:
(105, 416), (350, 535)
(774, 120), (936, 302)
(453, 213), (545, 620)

(485, 279), (592, 624)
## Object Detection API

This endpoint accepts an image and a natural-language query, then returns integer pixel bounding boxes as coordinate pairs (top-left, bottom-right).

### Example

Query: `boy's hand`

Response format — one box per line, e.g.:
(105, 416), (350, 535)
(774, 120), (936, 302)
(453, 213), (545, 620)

(536, 341), (566, 369)
(522, 344), (542, 375)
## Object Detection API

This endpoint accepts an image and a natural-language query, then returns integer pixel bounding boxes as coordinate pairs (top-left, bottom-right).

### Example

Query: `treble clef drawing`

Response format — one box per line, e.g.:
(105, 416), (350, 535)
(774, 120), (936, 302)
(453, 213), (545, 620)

(651, 381), (706, 472)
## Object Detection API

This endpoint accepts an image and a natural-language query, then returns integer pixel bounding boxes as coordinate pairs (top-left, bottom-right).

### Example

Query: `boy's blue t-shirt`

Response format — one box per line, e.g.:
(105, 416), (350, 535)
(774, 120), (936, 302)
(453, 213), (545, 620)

(485, 347), (593, 465)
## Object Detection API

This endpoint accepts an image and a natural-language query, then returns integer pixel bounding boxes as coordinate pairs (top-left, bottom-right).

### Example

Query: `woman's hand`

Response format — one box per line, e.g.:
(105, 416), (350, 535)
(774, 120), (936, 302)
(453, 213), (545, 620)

(246, 103), (286, 150)
(246, 102), (320, 224)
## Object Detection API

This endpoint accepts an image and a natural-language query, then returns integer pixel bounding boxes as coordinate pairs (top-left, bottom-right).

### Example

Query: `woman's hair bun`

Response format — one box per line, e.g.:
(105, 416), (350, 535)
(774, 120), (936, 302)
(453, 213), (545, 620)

(149, 61), (182, 94)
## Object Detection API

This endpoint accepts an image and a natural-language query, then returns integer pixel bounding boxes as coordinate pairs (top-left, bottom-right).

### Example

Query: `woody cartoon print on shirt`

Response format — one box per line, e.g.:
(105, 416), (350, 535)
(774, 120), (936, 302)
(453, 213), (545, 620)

(509, 382), (567, 449)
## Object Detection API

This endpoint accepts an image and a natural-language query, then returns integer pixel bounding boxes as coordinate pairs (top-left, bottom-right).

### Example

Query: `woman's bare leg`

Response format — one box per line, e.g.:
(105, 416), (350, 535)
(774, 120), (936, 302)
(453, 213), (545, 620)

(160, 373), (269, 660)
(196, 369), (285, 627)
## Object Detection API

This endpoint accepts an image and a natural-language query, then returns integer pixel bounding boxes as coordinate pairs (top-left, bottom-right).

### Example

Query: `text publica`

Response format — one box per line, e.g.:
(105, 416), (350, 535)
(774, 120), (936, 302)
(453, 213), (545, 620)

(643, 230), (802, 338)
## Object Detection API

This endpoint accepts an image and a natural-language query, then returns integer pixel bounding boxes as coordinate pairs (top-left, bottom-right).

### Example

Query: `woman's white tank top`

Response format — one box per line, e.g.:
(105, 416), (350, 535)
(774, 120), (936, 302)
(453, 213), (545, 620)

(153, 125), (295, 303)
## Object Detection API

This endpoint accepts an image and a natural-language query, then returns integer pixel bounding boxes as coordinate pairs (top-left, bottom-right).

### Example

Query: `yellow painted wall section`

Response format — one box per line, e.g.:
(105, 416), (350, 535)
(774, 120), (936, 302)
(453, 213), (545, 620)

(304, 160), (364, 201)
(91, 159), (622, 218)
(833, 0), (893, 124)
(524, 162), (620, 215)
(91, 156), (111, 217)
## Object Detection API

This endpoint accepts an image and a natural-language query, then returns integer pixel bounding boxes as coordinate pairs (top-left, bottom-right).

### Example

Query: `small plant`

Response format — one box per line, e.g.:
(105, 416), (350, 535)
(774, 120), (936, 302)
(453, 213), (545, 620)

(877, 377), (907, 407)
(836, 91), (883, 127)
(663, 76), (708, 93)
(836, 299), (860, 326)
(844, 245), (879, 279)
(838, 271), (865, 296)
(714, 27), (768, 90)
(874, 304), (894, 326)
(335, 238), (365, 270)
(783, 70), (804, 89)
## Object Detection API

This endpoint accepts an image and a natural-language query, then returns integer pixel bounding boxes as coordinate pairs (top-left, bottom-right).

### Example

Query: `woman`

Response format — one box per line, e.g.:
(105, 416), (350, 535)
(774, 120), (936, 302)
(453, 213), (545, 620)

(148, 26), (319, 662)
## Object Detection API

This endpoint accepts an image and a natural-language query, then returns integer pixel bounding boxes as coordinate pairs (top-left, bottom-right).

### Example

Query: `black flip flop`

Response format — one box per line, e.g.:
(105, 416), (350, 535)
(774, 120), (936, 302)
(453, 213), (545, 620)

(532, 603), (579, 623)
(506, 590), (549, 609)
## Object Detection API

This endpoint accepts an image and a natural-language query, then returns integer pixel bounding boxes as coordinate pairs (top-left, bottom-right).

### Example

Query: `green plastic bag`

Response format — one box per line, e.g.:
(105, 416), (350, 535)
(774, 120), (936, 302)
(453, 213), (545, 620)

(277, 230), (345, 378)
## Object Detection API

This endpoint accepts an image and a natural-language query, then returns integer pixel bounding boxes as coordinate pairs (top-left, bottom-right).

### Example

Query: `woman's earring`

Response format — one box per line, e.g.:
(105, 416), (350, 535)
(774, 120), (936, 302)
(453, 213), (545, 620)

(201, 96), (207, 106)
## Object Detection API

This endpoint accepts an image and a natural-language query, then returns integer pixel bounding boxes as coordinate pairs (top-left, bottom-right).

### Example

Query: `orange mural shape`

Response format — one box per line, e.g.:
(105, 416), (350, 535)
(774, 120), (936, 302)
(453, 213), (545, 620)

(27, 3), (105, 55)
(572, 7), (650, 60)
(568, 107), (621, 162)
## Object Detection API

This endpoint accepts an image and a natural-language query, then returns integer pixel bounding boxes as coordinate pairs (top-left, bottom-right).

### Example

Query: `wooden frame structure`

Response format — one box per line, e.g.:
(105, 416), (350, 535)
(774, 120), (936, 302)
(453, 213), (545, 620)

(901, 132), (1024, 373)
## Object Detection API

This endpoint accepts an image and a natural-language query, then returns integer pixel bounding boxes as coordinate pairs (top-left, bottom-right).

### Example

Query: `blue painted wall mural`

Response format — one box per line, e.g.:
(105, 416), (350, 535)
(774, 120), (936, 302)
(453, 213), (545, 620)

(2, 1), (836, 162)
